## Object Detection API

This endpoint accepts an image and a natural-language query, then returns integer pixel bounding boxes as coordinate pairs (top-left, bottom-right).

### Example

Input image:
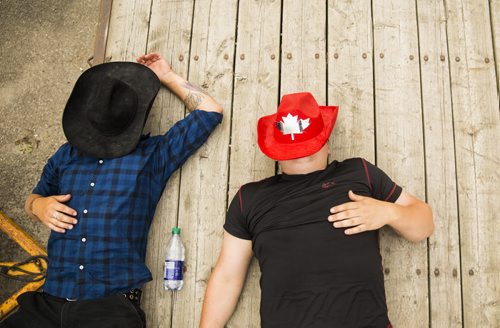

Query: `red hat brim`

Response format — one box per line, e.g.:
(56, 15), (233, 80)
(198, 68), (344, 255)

(257, 105), (339, 160)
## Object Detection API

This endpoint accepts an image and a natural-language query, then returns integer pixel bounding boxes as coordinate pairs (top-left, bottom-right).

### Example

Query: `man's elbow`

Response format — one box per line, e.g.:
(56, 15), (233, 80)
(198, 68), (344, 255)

(408, 203), (434, 243)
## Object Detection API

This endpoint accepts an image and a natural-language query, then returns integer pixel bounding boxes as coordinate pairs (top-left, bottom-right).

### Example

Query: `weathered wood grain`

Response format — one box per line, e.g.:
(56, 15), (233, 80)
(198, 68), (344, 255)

(372, 1), (428, 326)
(172, 0), (238, 326)
(491, 0), (500, 94)
(327, 0), (375, 162)
(225, 0), (281, 326)
(105, 0), (152, 61)
(417, 1), (462, 326)
(142, 0), (196, 327)
(281, 0), (327, 101)
(446, 0), (500, 326)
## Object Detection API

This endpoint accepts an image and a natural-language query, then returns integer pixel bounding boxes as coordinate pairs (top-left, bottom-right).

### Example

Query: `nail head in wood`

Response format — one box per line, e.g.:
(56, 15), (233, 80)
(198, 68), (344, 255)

(178, 55), (184, 62)
(440, 55), (445, 61)
(271, 54), (276, 60)
(287, 53), (292, 60)
(379, 53), (384, 59)
(384, 268), (390, 275)
(362, 53), (367, 59)
(452, 268), (458, 277)
(409, 55), (414, 60)
(468, 269), (474, 276)
(240, 54), (245, 60)
(224, 54), (229, 60)
(424, 55), (429, 61)
(416, 269), (421, 275)
(434, 268), (439, 276)
(194, 55), (199, 61)
(315, 53), (320, 59)
(485, 57), (490, 63)
(455, 56), (460, 62)
(333, 53), (339, 59)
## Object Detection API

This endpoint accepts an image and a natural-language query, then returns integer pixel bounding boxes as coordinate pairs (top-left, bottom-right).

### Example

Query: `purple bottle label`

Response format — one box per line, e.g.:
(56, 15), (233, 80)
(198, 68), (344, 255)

(164, 260), (183, 280)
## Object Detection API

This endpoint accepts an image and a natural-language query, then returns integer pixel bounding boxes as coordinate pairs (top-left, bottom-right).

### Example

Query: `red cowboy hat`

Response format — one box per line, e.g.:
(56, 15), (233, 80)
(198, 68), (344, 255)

(257, 92), (339, 160)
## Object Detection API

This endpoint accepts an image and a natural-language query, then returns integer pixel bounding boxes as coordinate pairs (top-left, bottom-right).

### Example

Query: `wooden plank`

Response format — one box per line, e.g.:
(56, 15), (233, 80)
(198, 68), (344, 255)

(281, 0), (327, 101)
(105, 0), (152, 61)
(93, 0), (113, 65)
(445, 0), (500, 326)
(372, 1), (428, 326)
(172, 0), (238, 326)
(492, 0), (500, 94)
(416, 1), (462, 326)
(226, 0), (281, 326)
(327, 0), (375, 162)
(141, 1), (196, 327)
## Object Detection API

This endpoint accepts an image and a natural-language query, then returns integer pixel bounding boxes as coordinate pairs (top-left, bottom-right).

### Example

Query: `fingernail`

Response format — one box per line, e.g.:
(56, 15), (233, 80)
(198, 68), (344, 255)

(327, 216), (333, 222)
(73, 220), (78, 224)
(333, 222), (339, 227)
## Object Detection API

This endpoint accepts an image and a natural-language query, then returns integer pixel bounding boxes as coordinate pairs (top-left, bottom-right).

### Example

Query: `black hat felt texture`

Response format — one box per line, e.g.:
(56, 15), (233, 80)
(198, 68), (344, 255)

(63, 62), (160, 158)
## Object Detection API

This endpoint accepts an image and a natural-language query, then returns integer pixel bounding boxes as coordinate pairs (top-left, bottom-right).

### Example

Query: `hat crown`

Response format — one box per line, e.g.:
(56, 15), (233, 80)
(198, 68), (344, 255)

(86, 78), (138, 136)
(274, 92), (324, 143)
(277, 92), (321, 118)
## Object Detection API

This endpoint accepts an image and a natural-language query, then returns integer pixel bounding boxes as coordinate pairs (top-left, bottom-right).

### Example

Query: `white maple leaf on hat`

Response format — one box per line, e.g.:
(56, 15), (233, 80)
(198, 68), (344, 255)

(278, 113), (310, 141)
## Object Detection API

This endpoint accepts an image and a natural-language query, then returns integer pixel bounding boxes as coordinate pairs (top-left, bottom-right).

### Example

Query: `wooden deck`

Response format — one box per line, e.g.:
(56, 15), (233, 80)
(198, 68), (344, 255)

(101, 0), (499, 327)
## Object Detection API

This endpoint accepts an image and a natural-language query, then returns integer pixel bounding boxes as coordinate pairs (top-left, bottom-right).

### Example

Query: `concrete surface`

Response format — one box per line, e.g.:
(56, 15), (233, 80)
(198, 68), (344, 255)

(0, 0), (99, 301)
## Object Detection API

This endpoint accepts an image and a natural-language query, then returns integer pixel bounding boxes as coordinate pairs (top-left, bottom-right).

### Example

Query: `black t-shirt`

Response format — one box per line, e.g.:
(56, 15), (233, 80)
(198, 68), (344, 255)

(224, 158), (402, 328)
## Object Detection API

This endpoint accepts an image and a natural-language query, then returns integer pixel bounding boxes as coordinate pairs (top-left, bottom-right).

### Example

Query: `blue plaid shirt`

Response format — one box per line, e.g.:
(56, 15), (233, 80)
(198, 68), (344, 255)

(32, 109), (222, 300)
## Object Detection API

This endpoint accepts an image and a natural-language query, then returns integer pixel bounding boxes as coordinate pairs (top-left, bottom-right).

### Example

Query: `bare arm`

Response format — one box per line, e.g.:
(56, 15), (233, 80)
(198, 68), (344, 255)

(200, 231), (253, 328)
(329, 190), (434, 242)
(137, 53), (223, 113)
(25, 193), (78, 233)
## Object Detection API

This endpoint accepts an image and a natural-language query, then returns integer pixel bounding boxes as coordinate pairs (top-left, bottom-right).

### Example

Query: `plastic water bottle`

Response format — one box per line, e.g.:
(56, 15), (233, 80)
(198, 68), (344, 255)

(164, 227), (185, 291)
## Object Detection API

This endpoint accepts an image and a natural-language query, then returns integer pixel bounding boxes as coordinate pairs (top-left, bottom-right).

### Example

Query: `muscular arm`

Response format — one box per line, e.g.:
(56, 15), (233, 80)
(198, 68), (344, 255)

(200, 231), (253, 327)
(386, 191), (434, 242)
(329, 190), (434, 243)
(137, 53), (223, 113)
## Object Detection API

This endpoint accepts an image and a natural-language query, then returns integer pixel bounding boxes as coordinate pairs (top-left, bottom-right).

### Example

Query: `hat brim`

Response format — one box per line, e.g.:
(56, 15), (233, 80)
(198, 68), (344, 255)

(63, 62), (160, 158)
(257, 106), (339, 161)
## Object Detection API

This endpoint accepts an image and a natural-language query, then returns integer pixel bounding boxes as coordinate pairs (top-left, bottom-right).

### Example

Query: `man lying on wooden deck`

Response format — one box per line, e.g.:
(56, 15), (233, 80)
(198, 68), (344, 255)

(1, 53), (223, 328)
(200, 92), (434, 328)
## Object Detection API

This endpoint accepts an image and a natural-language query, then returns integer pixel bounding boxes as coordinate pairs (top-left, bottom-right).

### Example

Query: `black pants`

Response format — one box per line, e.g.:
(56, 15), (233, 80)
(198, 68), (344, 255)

(0, 291), (146, 328)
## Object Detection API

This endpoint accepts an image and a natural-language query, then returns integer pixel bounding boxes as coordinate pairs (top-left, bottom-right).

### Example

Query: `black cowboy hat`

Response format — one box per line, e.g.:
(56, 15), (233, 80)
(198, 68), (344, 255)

(62, 62), (160, 158)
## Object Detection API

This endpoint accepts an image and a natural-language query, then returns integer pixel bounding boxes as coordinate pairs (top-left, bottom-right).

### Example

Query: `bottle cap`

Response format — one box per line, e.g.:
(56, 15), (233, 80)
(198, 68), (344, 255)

(172, 227), (181, 235)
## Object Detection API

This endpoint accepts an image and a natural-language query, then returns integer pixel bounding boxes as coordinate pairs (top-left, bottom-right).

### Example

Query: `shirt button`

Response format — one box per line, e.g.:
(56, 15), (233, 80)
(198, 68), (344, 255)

(81, 237), (87, 243)
(90, 182), (95, 187)
(79, 265), (84, 270)
(83, 209), (88, 214)
(99, 160), (103, 164)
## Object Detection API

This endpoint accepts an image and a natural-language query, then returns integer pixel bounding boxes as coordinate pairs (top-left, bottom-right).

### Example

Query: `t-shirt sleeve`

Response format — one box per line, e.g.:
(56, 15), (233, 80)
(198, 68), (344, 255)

(223, 188), (252, 240)
(155, 109), (223, 184)
(360, 158), (402, 203)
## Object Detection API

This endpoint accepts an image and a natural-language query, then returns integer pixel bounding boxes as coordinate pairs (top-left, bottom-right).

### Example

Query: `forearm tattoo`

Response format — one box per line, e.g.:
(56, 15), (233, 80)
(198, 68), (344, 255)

(183, 81), (206, 110)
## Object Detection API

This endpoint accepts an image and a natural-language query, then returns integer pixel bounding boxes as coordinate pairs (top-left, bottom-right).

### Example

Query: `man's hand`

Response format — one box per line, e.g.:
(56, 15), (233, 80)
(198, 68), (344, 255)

(137, 52), (223, 113)
(30, 194), (78, 233)
(136, 53), (174, 83)
(328, 190), (394, 235)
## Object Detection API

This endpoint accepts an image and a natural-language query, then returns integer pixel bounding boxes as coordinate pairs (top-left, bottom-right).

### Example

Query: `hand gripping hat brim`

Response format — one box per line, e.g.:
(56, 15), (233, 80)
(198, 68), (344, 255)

(257, 92), (339, 161)
(63, 62), (160, 158)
